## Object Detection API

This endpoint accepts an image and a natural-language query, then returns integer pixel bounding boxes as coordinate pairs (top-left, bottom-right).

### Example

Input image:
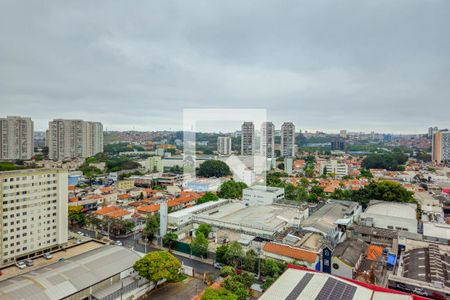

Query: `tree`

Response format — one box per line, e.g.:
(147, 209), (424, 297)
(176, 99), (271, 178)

(262, 276), (275, 290)
(224, 242), (244, 267)
(361, 153), (408, 171)
(220, 266), (236, 277)
(196, 224), (212, 238)
(201, 287), (238, 300)
(352, 180), (415, 204)
(191, 232), (208, 257)
(197, 192), (219, 204)
(133, 251), (181, 284)
(359, 168), (373, 178)
(216, 244), (229, 264)
(261, 259), (283, 277)
(310, 185), (324, 197)
(218, 180), (248, 199)
(68, 206), (86, 226)
(163, 233), (178, 249)
(197, 160), (232, 178)
(243, 249), (258, 273)
(142, 214), (159, 241)
(222, 276), (249, 300)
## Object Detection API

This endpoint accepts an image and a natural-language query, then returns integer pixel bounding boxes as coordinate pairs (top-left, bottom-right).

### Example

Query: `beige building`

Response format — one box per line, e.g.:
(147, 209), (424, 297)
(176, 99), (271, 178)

(281, 122), (295, 157)
(0, 116), (34, 160)
(116, 180), (135, 191)
(47, 119), (103, 161)
(432, 130), (450, 163)
(217, 136), (232, 155)
(241, 122), (255, 156)
(0, 169), (68, 265)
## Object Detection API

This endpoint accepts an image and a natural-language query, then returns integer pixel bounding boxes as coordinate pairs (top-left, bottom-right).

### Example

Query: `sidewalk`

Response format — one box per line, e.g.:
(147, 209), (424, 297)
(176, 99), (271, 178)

(137, 240), (214, 265)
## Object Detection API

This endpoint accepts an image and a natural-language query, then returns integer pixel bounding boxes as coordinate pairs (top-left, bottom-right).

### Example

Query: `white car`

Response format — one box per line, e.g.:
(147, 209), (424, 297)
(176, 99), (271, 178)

(76, 239), (83, 244)
(115, 240), (123, 246)
(43, 252), (53, 260)
(77, 231), (84, 236)
(16, 261), (26, 269)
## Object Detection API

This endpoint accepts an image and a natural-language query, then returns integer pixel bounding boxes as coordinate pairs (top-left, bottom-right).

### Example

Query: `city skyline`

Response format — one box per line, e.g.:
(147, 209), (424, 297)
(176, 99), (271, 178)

(1, 1), (450, 133)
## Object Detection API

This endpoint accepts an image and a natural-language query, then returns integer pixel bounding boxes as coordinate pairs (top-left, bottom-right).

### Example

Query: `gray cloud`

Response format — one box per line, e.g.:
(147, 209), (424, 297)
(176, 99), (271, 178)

(0, 0), (449, 133)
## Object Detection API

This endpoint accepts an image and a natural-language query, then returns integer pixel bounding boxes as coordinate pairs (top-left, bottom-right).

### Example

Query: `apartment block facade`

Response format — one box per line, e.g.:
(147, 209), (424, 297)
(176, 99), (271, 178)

(0, 169), (68, 265)
(241, 122), (255, 156)
(47, 119), (103, 160)
(281, 122), (295, 157)
(261, 122), (275, 158)
(217, 136), (232, 155)
(432, 130), (450, 163)
(0, 116), (34, 160)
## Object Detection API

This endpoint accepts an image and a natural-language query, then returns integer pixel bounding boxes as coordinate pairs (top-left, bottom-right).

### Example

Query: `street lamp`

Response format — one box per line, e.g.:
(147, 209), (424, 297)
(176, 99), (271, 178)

(144, 238), (149, 253)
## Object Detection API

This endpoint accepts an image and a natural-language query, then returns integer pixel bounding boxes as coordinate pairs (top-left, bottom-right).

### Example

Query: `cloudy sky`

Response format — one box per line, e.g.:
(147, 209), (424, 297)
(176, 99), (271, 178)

(1, 1), (449, 133)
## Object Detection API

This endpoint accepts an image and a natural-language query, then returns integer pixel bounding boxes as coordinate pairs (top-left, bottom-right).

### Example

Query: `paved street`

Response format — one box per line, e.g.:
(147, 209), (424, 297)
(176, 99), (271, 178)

(142, 277), (207, 300)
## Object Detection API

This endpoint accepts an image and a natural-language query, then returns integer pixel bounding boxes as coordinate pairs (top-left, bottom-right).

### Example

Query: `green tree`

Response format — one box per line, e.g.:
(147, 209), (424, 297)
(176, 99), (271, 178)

(222, 276), (249, 300)
(220, 266), (236, 277)
(201, 287), (238, 300)
(310, 185), (324, 197)
(262, 276), (276, 290)
(224, 242), (244, 267)
(68, 206), (86, 226)
(191, 232), (208, 257)
(352, 180), (414, 204)
(133, 251), (181, 284)
(197, 160), (232, 178)
(243, 249), (258, 273)
(142, 214), (159, 241)
(216, 244), (229, 264)
(196, 224), (212, 238)
(163, 233), (178, 249)
(359, 168), (373, 178)
(197, 192), (219, 204)
(261, 259), (283, 277)
(218, 180), (248, 199)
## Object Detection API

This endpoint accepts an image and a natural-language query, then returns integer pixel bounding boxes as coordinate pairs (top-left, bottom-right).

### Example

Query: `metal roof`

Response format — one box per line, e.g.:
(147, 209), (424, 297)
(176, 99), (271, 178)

(0, 245), (140, 300)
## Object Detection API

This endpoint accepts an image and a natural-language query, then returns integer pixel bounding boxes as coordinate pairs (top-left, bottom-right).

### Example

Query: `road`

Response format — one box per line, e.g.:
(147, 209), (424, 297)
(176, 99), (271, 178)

(74, 228), (217, 275)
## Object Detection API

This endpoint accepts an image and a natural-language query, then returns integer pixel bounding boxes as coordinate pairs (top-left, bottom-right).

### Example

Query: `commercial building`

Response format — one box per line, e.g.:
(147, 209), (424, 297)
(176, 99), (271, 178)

(359, 201), (418, 234)
(0, 169), (68, 265)
(260, 122), (275, 158)
(388, 239), (450, 299)
(262, 242), (320, 270)
(261, 267), (414, 300)
(0, 245), (145, 300)
(47, 119), (103, 161)
(242, 185), (284, 206)
(168, 199), (229, 227)
(217, 136), (232, 155)
(193, 201), (308, 239)
(241, 122), (255, 156)
(281, 122), (295, 157)
(432, 130), (450, 163)
(319, 160), (349, 178)
(0, 116), (34, 160)
(301, 201), (362, 246)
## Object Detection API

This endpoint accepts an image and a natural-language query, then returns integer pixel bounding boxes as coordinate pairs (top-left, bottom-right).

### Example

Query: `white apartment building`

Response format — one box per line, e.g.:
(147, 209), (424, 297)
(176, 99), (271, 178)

(217, 136), (232, 155)
(0, 169), (68, 265)
(261, 122), (275, 158)
(241, 122), (255, 156)
(0, 116), (34, 160)
(319, 160), (348, 178)
(47, 119), (103, 161)
(281, 122), (295, 157)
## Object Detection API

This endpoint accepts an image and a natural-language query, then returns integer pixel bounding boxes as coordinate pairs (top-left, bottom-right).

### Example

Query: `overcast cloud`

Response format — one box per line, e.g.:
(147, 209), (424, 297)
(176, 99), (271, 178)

(0, 0), (449, 133)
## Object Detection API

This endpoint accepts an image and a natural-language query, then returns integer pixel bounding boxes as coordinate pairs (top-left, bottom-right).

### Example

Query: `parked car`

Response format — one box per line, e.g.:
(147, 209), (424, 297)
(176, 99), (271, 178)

(214, 262), (223, 269)
(76, 239), (83, 244)
(413, 288), (428, 297)
(396, 283), (411, 292)
(114, 240), (123, 246)
(77, 231), (84, 236)
(43, 252), (53, 260)
(24, 259), (33, 267)
(16, 261), (26, 269)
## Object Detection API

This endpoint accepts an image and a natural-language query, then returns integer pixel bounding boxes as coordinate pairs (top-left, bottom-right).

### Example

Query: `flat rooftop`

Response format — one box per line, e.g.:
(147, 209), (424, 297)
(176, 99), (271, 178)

(0, 245), (140, 300)
(194, 202), (304, 233)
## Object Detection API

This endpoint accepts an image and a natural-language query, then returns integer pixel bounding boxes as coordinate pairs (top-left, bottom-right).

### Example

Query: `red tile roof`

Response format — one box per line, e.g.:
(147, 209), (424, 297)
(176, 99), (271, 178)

(263, 242), (317, 263)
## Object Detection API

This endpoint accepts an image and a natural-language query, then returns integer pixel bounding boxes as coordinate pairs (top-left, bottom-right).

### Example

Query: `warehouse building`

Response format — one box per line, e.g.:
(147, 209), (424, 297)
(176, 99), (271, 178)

(0, 245), (144, 300)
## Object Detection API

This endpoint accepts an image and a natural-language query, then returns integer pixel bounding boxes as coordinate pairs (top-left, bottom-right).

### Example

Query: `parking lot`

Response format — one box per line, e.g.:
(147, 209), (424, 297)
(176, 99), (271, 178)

(0, 240), (104, 281)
